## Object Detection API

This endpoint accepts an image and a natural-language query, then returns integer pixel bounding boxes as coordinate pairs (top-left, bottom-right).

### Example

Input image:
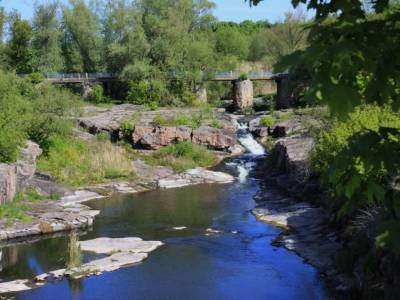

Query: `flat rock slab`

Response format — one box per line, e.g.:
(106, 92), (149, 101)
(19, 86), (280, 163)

(0, 279), (44, 294)
(79, 237), (163, 254)
(158, 168), (234, 189)
(0, 190), (103, 242)
(1, 237), (163, 294)
(252, 191), (341, 273)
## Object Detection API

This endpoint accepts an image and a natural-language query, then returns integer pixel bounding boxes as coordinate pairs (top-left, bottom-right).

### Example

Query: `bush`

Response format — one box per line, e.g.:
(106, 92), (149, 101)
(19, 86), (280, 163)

(260, 115), (275, 127)
(89, 84), (106, 103)
(312, 105), (400, 254)
(239, 73), (249, 81)
(0, 71), (79, 162)
(28, 72), (45, 84)
(146, 141), (218, 172)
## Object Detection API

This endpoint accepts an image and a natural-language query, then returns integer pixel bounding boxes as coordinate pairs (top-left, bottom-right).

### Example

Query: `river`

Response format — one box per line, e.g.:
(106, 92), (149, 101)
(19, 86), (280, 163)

(0, 126), (329, 299)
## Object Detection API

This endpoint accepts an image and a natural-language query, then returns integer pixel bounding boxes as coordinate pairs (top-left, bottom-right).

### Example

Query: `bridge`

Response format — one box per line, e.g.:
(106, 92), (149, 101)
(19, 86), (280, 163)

(38, 71), (291, 109)
(41, 71), (286, 83)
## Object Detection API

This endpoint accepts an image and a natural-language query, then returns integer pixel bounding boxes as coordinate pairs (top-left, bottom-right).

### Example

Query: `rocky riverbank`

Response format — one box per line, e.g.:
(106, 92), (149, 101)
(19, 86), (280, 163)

(0, 105), (244, 245)
(248, 111), (356, 293)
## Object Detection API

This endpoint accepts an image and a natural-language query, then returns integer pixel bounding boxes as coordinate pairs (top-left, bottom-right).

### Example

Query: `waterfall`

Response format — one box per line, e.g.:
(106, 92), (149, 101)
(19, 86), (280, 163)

(236, 122), (265, 155)
(225, 120), (265, 183)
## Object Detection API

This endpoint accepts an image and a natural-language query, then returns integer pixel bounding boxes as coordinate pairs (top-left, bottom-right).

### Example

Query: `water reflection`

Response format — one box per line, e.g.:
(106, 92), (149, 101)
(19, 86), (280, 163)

(1, 164), (329, 299)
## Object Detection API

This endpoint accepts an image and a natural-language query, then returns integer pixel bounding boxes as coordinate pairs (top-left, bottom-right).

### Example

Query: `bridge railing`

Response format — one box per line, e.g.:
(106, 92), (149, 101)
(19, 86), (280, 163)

(43, 72), (117, 80)
(212, 70), (274, 80)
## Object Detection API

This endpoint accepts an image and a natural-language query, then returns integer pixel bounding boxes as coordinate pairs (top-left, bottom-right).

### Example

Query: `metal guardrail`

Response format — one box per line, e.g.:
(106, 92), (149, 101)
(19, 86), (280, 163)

(43, 73), (117, 80)
(20, 70), (280, 82)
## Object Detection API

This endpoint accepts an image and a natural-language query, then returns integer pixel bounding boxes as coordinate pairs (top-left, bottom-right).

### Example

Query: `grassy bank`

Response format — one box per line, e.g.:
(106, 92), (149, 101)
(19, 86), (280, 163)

(38, 137), (136, 187)
(144, 141), (218, 172)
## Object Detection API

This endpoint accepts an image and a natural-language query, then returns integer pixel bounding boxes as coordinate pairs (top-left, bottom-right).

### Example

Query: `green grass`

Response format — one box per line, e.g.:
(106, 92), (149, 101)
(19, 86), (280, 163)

(38, 136), (135, 187)
(144, 141), (218, 172)
(260, 115), (275, 127)
(0, 188), (60, 224)
(209, 119), (223, 129)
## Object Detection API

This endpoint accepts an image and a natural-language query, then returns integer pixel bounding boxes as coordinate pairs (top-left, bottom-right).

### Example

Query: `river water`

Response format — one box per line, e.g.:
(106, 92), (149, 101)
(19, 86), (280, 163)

(0, 127), (329, 300)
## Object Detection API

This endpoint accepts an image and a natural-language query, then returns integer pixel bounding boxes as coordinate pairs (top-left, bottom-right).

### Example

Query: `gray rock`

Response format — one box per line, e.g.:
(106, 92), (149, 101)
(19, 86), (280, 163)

(0, 141), (42, 205)
(79, 237), (163, 254)
(234, 80), (253, 109)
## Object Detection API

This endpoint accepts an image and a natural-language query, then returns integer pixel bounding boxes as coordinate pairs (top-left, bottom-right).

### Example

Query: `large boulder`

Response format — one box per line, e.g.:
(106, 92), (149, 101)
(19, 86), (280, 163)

(273, 136), (314, 173)
(133, 126), (192, 150)
(192, 126), (235, 150)
(234, 80), (253, 109)
(0, 141), (42, 205)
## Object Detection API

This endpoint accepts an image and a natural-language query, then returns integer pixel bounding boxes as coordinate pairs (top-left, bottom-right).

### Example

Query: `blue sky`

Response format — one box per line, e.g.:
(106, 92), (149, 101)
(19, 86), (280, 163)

(1, 0), (307, 23)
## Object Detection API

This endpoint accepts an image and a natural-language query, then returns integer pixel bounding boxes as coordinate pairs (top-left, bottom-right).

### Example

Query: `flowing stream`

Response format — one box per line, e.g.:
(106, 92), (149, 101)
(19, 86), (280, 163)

(0, 126), (329, 300)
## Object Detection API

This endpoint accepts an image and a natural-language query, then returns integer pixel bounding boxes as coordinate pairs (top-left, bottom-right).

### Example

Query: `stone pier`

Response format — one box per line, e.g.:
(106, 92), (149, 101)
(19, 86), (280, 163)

(276, 74), (290, 109)
(233, 79), (254, 110)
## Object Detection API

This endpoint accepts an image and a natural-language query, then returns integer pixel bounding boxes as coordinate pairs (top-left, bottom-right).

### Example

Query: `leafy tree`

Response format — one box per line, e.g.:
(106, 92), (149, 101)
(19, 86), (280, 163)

(215, 26), (250, 60)
(249, 10), (309, 67)
(0, 7), (7, 69)
(7, 15), (37, 73)
(32, 3), (64, 72)
(62, 0), (102, 72)
(250, 0), (400, 255)
(103, 0), (150, 74)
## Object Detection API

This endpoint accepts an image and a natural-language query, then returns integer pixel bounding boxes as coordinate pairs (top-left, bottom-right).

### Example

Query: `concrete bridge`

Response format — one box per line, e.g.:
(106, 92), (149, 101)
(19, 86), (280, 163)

(41, 71), (291, 109)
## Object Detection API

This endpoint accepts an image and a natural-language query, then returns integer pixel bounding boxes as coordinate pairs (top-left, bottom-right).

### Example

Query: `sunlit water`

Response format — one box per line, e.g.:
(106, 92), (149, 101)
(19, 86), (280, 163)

(0, 128), (329, 300)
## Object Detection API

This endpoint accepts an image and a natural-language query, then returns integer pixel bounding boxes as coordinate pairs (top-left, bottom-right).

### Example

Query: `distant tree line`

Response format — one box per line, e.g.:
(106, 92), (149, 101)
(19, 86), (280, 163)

(0, 0), (308, 105)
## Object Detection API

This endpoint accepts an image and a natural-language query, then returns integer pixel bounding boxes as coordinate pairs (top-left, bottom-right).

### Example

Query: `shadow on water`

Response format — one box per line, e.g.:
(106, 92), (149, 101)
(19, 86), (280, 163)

(1, 128), (330, 300)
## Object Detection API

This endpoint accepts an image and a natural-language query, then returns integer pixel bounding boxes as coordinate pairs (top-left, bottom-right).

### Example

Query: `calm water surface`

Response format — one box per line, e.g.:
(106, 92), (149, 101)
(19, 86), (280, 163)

(0, 157), (329, 300)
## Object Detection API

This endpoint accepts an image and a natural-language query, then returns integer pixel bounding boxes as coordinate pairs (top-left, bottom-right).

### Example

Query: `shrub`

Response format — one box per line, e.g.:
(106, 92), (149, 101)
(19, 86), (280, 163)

(28, 72), (45, 84)
(312, 105), (400, 254)
(120, 120), (135, 140)
(89, 84), (106, 104)
(239, 73), (249, 81)
(260, 115), (275, 127)
(146, 141), (218, 172)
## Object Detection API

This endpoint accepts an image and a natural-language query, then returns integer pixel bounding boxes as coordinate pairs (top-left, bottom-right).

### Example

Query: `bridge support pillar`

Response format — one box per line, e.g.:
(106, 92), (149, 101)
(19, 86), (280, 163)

(233, 79), (253, 110)
(194, 85), (207, 103)
(81, 81), (93, 100)
(276, 74), (290, 109)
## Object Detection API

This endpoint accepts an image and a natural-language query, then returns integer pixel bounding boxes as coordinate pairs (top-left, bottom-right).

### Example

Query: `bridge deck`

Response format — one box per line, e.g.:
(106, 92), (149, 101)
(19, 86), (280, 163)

(37, 71), (286, 83)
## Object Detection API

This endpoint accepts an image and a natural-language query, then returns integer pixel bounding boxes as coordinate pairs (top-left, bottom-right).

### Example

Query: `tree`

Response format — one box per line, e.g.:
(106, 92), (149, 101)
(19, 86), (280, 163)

(32, 2), (64, 72)
(249, 10), (308, 66)
(215, 26), (250, 60)
(102, 0), (150, 74)
(0, 7), (7, 69)
(62, 0), (102, 72)
(250, 0), (400, 256)
(7, 15), (37, 73)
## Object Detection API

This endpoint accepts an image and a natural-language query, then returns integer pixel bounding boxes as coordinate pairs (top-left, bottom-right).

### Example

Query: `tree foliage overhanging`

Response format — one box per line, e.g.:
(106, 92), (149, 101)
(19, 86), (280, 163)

(253, 0), (400, 256)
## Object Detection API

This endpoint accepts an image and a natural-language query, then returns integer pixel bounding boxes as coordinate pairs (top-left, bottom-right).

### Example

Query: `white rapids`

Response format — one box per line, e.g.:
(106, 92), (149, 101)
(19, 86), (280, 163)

(226, 121), (266, 183)
(236, 122), (265, 155)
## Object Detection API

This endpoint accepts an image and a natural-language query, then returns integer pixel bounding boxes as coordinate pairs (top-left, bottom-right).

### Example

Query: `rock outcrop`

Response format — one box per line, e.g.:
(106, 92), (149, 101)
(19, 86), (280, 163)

(133, 126), (192, 149)
(192, 126), (235, 150)
(234, 80), (253, 109)
(79, 105), (239, 151)
(0, 141), (42, 205)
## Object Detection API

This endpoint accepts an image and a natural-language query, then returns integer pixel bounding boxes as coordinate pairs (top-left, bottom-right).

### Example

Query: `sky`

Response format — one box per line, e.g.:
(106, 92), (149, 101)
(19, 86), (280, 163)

(1, 0), (310, 23)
